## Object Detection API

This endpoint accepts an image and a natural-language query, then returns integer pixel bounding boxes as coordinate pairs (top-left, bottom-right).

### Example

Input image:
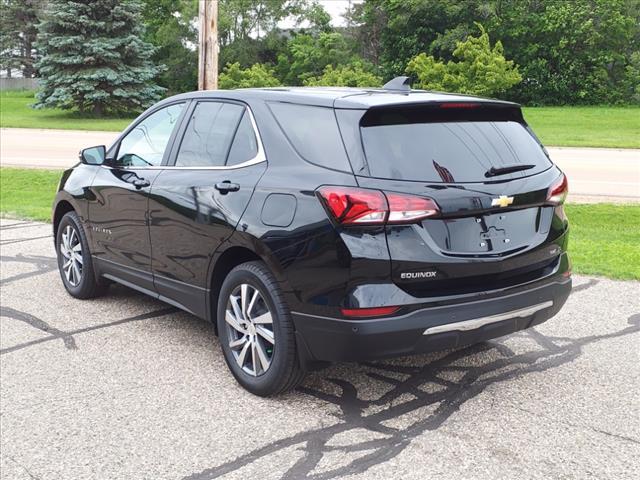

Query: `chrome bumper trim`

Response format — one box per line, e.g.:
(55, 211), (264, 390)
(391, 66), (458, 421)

(422, 300), (553, 335)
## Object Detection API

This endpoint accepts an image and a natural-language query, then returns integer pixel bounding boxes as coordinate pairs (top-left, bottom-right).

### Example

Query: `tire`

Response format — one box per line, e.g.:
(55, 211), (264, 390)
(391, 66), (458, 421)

(217, 261), (305, 396)
(55, 211), (107, 299)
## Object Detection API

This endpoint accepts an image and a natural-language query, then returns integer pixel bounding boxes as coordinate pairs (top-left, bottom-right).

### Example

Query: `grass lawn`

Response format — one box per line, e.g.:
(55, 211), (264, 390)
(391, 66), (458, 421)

(565, 203), (640, 280)
(0, 167), (60, 221)
(1, 167), (638, 280)
(0, 90), (133, 131)
(1, 90), (639, 148)
(522, 106), (640, 148)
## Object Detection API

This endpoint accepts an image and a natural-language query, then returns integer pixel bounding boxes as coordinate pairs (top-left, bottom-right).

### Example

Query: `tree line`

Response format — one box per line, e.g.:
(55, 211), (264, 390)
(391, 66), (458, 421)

(1, 0), (638, 116)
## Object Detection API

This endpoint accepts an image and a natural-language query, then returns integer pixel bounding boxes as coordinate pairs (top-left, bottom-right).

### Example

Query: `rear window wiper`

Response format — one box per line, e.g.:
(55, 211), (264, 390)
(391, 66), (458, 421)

(485, 164), (536, 177)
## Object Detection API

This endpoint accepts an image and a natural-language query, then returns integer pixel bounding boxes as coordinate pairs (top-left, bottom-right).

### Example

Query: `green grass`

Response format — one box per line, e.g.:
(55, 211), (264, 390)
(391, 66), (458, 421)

(0, 167), (60, 221)
(1, 90), (639, 147)
(0, 90), (133, 131)
(1, 167), (638, 280)
(522, 106), (640, 148)
(564, 203), (640, 280)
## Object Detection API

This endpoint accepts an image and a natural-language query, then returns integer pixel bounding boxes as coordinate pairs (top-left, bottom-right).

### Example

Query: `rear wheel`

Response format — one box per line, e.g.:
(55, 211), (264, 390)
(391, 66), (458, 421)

(217, 261), (305, 396)
(56, 211), (106, 299)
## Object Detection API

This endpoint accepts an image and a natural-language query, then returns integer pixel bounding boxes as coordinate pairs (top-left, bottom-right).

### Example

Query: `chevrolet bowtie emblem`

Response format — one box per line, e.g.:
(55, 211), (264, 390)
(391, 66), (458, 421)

(491, 195), (514, 208)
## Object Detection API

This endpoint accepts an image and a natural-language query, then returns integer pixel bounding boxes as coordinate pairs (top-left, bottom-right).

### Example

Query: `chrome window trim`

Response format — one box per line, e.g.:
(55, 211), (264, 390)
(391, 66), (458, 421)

(107, 103), (266, 171)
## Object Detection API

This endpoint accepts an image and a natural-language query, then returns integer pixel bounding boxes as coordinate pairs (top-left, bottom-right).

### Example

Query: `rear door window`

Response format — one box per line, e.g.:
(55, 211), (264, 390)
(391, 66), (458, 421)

(175, 101), (245, 167)
(226, 111), (259, 166)
(360, 107), (551, 183)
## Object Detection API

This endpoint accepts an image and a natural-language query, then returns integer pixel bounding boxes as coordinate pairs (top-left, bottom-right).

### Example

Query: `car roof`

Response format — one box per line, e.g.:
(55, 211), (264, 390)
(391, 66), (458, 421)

(166, 86), (520, 110)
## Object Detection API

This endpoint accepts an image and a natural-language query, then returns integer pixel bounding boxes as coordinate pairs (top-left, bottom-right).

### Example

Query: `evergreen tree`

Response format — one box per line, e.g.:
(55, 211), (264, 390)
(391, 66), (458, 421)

(35, 0), (164, 115)
(0, 0), (41, 77)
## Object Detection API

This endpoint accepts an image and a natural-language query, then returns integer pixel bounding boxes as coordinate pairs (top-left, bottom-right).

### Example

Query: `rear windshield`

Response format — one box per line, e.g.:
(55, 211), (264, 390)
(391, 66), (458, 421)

(360, 107), (551, 183)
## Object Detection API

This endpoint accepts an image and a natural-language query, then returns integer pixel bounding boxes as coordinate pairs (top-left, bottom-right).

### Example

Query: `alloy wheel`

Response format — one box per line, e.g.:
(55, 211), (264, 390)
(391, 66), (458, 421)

(59, 225), (83, 287)
(225, 283), (275, 376)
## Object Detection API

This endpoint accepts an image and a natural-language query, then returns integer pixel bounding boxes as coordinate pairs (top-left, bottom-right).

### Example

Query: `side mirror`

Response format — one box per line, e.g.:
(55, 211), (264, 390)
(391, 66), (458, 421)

(79, 145), (106, 165)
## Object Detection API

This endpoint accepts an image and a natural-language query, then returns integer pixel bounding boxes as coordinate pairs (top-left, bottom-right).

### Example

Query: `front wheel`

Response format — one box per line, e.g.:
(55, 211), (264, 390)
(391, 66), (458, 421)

(217, 261), (305, 396)
(55, 211), (106, 299)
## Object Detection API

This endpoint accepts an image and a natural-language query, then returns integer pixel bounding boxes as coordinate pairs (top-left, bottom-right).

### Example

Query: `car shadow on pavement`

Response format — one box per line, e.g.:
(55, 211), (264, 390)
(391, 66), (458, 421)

(2, 247), (638, 479)
(183, 311), (640, 480)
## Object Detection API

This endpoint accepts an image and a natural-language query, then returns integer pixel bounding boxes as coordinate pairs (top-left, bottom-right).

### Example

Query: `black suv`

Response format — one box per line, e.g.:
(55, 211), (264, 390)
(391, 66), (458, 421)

(53, 80), (571, 396)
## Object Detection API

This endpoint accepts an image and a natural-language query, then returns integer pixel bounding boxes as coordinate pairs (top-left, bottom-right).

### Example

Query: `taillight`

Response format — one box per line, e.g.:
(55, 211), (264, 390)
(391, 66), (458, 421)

(547, 174), (568, 205)
(317, 186), (439, 226)
(439, 102), (480, 109)
(386, 192), (439, 223)
(341, 306), (400, 318)
(317, 186), (388, 225)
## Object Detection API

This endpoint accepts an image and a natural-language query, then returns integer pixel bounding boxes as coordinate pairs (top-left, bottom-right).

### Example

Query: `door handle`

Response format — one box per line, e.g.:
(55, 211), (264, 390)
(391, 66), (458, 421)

(133, 178), (151, 189)
(215, 181), (240, 194)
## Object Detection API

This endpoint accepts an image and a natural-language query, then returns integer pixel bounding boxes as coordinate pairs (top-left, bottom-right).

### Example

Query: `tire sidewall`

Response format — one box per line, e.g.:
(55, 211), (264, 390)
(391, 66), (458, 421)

(56, 213), (94, 297)
(216, 265), (293, 395)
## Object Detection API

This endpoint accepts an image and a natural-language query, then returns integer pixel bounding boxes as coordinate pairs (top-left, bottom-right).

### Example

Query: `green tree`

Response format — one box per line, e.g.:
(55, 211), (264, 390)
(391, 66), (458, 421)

(36, 0), (164, 115)
(623, 52), (640, 103)
(488, 0), (640, 104)
(304, 62), (382, 87)
(142, 0), (198, 94)
(351, 0), (491, 77)
(217, 1), (331, 71)
(0, 0), (41, 77)
(219, 0), (306, 45)
(277, 32), (356, 84)
(406, 25), (521, 97)
(218, 62), (281, 89)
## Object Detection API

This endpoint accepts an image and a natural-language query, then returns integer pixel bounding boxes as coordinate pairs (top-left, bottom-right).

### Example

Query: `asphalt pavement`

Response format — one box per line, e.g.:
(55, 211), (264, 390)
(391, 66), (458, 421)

(1, 127), (639, 202)
(1, 219), (639, 479)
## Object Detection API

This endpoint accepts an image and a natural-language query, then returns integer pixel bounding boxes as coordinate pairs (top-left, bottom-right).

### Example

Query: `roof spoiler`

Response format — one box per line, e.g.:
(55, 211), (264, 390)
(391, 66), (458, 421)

(382, 76), (412, 93)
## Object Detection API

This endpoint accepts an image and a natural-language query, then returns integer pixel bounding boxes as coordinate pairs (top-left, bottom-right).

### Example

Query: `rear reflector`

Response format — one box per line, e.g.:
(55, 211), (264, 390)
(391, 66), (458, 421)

(341, 306), (400, 318)
(317, 186), (439, 226)
(547, 174), (568, 205)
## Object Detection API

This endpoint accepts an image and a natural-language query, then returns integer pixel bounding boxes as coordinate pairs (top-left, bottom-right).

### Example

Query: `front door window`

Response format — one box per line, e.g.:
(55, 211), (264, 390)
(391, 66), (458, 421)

(116, 103), (185, 167)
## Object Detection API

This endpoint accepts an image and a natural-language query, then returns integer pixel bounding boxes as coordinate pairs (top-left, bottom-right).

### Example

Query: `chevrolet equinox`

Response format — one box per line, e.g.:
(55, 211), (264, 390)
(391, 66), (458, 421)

(52, 78), (572, 396)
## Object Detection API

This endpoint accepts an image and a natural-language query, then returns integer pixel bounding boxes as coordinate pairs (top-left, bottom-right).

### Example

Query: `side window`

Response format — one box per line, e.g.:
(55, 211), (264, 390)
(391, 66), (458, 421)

(116, 103), (184, 167)
(226, 111), (259, 166)
(175, 102), (245, 167)
(268, 103), (351, 172)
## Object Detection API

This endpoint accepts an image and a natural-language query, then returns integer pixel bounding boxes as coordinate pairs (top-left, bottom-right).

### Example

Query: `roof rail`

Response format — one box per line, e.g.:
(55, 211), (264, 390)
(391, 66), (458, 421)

(382, 76), (412, 93)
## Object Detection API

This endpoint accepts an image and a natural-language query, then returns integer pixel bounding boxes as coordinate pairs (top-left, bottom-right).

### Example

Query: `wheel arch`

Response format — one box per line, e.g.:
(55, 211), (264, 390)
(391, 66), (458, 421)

(52, 198), (76, 240)
(206, 235), (291, 331)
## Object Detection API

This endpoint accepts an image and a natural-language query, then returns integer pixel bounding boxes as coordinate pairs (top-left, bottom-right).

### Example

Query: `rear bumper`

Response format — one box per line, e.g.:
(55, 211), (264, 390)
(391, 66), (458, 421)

(292, 276), (571, 363)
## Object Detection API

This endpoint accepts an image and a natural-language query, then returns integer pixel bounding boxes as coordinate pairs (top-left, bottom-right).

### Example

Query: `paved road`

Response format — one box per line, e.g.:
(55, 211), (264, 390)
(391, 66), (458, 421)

(0, 128), (117, 169)
(1, 127), (639, 202)
(1, 219), (638, 480)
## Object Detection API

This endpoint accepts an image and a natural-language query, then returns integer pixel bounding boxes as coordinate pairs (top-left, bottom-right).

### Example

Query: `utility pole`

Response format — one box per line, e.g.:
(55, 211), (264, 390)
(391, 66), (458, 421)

(198, 0), (218, 90)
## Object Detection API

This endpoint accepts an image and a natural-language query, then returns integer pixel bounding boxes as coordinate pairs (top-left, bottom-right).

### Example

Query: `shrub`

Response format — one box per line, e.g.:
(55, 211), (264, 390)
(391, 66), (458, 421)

(304, 63), (382, 87)
(406, 24), (521, 97)
(218, 62), (281, 89)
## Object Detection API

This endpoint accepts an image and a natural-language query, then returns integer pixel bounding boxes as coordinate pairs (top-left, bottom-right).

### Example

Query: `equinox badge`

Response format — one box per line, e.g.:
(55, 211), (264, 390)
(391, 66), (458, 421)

(491, 195), (514, 208)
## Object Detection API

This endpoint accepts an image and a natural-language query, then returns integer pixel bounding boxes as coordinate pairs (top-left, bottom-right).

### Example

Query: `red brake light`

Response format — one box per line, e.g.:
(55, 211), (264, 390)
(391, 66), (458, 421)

(341, 306), (400, 318)
(317, 186), (440, 225)
(439, 102), (480, 109)
(386, 192), (439, 223)
(547, 174), (568, 205)
(317, 186), (388, 224)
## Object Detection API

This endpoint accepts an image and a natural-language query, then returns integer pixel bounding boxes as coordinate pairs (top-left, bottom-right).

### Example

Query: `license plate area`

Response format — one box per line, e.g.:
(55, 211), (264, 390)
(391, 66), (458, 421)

(426, 208), (540, 254)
